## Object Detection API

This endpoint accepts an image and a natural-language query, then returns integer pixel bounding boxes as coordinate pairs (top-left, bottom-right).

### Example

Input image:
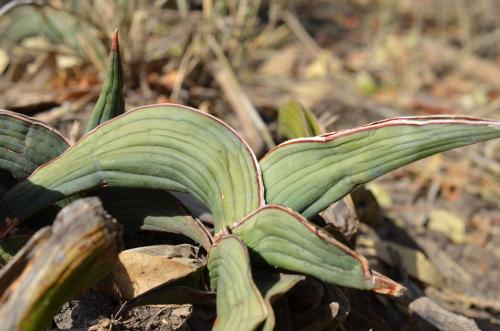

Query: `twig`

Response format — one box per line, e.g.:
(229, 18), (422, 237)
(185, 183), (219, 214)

(426, 287), (500, 312)
(171, 41), (197, 101)
(202, 0), (212, 19)
(282, 10), (321, 57)
(409, 296), (480, 331)
(176, 0), (189, 19)
(34, 90), (98, 124)
(422, 39), (500, 90)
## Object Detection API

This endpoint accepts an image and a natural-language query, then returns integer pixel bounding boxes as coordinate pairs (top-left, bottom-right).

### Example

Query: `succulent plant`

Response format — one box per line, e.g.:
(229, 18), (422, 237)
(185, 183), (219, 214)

(0, 33), (499, 331)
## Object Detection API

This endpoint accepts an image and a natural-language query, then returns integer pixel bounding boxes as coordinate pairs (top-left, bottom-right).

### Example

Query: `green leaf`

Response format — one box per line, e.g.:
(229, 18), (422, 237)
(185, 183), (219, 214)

(261, 116), (500, 218)
(97, 188), (212, 250)
(0, 104), (263, 236)
(85, 30), (125, 133)
(256, 273), (305, 331)
(233, 205), (405, 296)
(0, 110), (69, 180)
(208, 236), (267, 331)
(277, 100), (323, 139)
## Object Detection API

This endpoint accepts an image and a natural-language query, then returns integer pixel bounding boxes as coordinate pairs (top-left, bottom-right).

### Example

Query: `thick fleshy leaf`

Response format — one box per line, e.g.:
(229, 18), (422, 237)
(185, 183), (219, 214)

(85, 30), (125, 133)
(261, 116), (500, 218)
(97, 188), (212, 250)
(0, 110), (69, 180)
(0, 104), (263, 237)
(277, 101), (323, 139)
(0, 198), (121, 331)
(232, 205), (405, 296)
(256, 273), (305, 331)
(208, 236), (267, 331)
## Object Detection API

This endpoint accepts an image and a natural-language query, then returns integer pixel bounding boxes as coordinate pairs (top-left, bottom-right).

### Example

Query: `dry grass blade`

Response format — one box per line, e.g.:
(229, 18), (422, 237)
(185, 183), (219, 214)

(208, 35), (275, 152)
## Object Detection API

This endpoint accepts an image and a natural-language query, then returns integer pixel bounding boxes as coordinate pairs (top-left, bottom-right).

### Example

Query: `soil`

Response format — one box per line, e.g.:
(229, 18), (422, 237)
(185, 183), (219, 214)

(52, 290), (213, 331)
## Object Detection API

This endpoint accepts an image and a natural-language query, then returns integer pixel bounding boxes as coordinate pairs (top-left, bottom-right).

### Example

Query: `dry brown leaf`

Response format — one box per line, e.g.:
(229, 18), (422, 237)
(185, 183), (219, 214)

(112, 245), (203, 299)
(320, 195), (359, 239)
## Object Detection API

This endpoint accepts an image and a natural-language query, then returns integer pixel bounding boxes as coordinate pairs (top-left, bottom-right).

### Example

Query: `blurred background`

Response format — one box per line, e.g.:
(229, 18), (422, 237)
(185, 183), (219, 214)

(0, 0), (498, 330)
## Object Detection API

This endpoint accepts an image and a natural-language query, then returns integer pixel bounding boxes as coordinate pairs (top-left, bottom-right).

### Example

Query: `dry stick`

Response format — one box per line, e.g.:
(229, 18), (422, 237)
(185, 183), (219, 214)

(34, 90), (99, 124)
(426, 287), (500, 313)
(208, 35), (275, 151)
(409, 297), (480, 331)
(171, 41), (197, 101)
(386, 241), (480, 331)
(176, 0), (189, 19)
(282, 10), (321, 57)
(422, 39), (500, 90)
(202, 0), (212, 19)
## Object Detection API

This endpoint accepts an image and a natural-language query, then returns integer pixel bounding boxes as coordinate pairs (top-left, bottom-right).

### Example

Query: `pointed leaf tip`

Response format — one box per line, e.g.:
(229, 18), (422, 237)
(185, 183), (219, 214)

(371, 270), (406, 296)
(85, 29), (124, 132)
(112, 29), (119, 51)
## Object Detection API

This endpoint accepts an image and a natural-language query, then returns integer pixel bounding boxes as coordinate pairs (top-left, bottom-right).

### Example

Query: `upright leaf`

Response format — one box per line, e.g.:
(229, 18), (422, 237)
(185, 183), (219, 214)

(277, 101), (323, 139)
(85, 30), (125, 132)
(208, 236), (267, 331)
(0, 110), (69, 180)
(98, 188), (212, 250)
(261, 116), (500, 218)
(0, 104), (263, 236)
(233, 205), (405, 296)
